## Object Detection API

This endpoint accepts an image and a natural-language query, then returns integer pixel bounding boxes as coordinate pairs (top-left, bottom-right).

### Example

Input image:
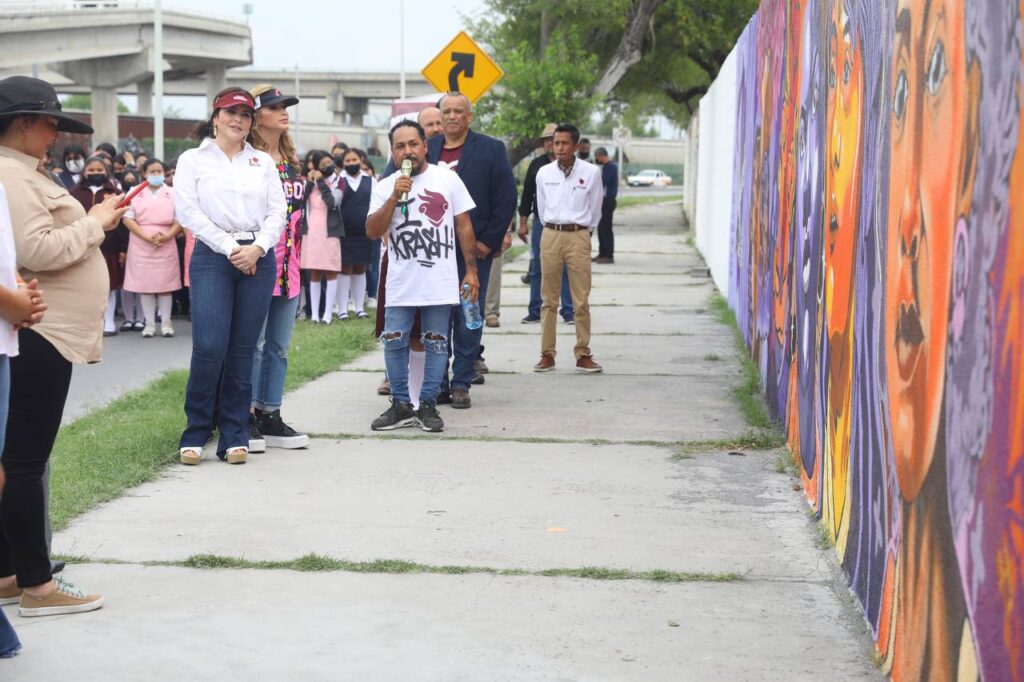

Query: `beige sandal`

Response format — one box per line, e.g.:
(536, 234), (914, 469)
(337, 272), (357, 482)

(180, 447), (203, 466)
(225, 447), (248, 465)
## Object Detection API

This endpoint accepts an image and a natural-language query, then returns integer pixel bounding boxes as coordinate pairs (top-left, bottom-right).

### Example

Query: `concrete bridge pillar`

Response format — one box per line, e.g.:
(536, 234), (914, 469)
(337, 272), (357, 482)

(91, 86), (119, 147)
(206, 65), (227, 110)
(327, 91), (369, 127)
(136, 78), (153, 116)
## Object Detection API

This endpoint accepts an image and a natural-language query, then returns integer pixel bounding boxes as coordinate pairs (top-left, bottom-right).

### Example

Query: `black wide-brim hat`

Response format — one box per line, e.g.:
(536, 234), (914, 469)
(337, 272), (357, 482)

(0, 76), (94, 135)
(252, 88), (299, 111)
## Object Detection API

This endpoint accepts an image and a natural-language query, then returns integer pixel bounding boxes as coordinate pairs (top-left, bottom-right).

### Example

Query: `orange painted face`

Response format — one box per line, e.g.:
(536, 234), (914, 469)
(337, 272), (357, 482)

(886, 0), (969, 501)
(825, 0), (864, 338)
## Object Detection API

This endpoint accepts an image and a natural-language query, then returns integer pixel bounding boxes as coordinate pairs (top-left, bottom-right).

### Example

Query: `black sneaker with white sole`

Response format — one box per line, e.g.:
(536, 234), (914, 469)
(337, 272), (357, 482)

(371, 399), (418, 431)
(255, 409), (310, 449)
(248, 413), (266, 452)
(417, 401), (444, 432)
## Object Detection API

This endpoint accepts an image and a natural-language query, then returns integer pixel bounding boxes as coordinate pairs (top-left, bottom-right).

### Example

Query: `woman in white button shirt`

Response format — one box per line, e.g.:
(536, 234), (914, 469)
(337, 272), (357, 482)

(174, 87), (287, 466)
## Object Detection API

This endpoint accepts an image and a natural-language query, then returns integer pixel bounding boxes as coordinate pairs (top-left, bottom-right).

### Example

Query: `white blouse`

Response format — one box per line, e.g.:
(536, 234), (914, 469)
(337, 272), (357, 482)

(173, 138), (286, 257)
(0, 183), (20, 357)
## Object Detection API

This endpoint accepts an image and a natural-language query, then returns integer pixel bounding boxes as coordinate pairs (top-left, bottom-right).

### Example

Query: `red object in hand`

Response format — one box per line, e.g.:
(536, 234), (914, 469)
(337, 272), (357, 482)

(117, 182), (148, 208)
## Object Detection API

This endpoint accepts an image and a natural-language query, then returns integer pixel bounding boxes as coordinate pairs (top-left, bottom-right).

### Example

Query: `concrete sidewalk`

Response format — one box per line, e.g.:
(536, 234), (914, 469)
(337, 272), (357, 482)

(5, 201), (879, 681)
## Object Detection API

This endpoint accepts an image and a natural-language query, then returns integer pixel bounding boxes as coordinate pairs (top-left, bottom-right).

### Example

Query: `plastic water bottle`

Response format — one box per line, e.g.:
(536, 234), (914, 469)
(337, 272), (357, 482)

(461, 283), (483, 330)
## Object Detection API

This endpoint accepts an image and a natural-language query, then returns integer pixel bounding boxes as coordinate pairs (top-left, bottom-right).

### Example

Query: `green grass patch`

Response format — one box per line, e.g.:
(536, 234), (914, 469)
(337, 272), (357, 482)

(60, 552), (744, 584)
(616, 193), (683, 209)
(49, 317), (377, 530)
(672, 430), (786, 458)
(704, 353), (722, 362)
(503, 244), (528, 263)
(707, 293), (777, 430)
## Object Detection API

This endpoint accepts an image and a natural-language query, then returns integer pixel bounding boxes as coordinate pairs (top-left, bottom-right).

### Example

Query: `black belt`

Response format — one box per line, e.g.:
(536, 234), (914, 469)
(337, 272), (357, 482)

(544, 223), (588, 232)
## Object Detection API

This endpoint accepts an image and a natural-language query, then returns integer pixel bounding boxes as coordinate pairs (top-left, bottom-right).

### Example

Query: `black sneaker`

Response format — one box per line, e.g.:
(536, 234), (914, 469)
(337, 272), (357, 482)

(417, 401), (444, 432)
(371, 399), (418, 431)
(521, 314), (541, 324)
(248, 413), (266, 452)
(256, 409), (310, 449)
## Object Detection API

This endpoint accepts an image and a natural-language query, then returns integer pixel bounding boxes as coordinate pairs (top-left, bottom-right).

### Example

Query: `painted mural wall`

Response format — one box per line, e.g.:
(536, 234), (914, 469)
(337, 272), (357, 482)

(721, 0), (1024, 679)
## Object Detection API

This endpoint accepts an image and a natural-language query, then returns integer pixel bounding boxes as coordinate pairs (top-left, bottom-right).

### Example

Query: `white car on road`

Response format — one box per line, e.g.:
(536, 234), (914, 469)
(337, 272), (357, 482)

(626, 169), (673, 187)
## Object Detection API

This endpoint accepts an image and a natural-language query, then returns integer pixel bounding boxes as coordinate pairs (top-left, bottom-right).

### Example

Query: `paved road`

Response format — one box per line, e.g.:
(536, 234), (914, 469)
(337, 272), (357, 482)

(7, 201), (879, 681)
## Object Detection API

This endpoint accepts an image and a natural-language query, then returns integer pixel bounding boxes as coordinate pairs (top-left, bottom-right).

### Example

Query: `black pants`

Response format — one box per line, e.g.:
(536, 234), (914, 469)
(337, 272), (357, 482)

(0, 329), (72, 587)
(597, 198), (616, 258)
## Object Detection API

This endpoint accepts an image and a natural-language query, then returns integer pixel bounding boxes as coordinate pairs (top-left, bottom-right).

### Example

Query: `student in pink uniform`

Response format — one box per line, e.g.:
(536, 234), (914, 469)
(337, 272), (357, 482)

(123, 158), (181, 338)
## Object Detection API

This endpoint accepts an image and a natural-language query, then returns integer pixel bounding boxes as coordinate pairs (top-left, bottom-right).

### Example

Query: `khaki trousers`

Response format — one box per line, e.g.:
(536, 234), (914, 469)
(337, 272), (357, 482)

(540, 228), (592, 359)
(485, 255), (502, 318)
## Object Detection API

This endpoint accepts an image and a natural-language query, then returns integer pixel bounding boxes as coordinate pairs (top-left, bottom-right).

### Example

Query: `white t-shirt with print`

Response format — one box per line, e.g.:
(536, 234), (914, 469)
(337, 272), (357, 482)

(369, 163), (475, 307)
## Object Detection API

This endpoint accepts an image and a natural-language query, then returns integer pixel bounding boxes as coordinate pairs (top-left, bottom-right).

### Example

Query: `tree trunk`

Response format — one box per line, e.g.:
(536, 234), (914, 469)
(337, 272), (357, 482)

(539, 7), (552, 57)
(590, 0), (667, 97)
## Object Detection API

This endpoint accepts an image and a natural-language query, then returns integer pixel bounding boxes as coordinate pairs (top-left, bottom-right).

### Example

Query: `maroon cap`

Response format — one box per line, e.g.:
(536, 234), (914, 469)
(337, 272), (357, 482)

(213, 91), (255, 111)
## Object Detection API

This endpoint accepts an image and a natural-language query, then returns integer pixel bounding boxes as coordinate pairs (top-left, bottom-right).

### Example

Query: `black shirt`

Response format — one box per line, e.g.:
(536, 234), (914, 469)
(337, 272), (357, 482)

(518, 152), (553, 217)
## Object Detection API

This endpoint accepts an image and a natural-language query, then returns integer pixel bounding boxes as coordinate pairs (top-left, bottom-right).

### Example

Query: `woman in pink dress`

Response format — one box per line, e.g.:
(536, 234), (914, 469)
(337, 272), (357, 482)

(299, 150), (343, 323)
(122, 158), (182, 337)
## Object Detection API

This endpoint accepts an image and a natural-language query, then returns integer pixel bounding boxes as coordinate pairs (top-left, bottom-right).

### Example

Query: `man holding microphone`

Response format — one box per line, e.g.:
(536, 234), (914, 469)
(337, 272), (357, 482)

(366, 120), (479, 433)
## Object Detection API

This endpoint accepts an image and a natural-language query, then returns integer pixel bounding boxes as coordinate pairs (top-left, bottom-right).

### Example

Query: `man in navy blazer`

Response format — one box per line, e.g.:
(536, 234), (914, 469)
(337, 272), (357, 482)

(428, 92), (517, 408)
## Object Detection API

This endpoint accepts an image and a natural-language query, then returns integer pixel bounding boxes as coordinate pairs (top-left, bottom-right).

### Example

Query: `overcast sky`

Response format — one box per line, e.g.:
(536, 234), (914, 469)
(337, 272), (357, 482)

(168, 0), (487, 72)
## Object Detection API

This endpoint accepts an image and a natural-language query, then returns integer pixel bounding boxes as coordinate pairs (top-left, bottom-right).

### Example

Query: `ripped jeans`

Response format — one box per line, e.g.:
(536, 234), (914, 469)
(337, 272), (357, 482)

(381, 305), (450, 405)
(251, 292), (301, 412)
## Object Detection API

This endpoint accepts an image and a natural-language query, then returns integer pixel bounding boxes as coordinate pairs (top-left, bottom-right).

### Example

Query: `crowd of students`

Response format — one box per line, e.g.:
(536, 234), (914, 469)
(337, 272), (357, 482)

(0, 76), (388, 653)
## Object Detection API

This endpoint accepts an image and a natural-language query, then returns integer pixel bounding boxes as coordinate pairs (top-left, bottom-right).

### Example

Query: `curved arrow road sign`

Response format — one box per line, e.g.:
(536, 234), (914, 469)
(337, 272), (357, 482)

(422, 31), (503, 103)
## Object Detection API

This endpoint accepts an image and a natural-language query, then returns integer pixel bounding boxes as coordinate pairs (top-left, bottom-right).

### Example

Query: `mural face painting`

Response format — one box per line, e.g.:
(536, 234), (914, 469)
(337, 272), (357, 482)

(725, 0), (1024, 679)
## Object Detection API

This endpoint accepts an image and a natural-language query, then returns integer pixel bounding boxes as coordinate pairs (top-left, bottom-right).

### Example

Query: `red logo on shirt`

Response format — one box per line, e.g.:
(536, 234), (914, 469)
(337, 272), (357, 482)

(249, 157), (262, 167)
(417, 188), (450, 227)
(579, 178), (585, 185)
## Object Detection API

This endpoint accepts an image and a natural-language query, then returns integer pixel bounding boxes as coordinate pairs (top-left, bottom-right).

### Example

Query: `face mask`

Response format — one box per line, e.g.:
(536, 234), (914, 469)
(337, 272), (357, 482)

(344, 164), (362, 177)
(578, 151), (590, 160)
(333, 155), (346, 167)
(147, 175), (165, 187)
(319, 165), (335, 177)
(85, 174), (106, 187)
(66, 159), (84, 174)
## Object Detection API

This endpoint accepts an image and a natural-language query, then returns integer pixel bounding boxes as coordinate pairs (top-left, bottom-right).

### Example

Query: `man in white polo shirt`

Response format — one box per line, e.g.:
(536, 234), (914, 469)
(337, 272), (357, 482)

(533, 122), (604, 373)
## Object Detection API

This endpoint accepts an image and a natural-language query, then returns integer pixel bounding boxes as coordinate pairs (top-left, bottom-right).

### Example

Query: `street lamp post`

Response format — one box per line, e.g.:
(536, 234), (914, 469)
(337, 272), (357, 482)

(153, 0), (164, 159)
(399, 0), (406, 99)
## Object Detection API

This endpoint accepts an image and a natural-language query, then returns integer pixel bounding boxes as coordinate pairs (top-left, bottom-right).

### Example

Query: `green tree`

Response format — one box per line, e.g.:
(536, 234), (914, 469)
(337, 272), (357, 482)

(469, 0), (755, 161)
(475, 31), (600, 165)
(60, 94), (130, 114)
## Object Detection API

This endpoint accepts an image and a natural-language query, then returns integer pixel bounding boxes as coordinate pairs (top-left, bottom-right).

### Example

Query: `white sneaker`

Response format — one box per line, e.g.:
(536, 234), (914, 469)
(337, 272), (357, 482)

(161, 324), (175, 338)
(141, 325), (155, 338)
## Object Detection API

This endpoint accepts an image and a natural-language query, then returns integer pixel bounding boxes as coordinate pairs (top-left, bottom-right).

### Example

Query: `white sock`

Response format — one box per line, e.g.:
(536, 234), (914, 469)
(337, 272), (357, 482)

(310, 281), (322, 322)
(158, 294), (173, 329)
(336, 274), (352, 317)
(104, 292), (117, 332)
(140, 294), (157, 329)
(324, 279), (339, 321)
(408, 350), (425, 410)
(351, 273), (367, 314)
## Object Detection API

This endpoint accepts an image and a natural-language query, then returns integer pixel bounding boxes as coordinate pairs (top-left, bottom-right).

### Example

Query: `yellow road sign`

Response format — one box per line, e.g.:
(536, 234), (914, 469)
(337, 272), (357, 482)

(421, 31), (503, 103)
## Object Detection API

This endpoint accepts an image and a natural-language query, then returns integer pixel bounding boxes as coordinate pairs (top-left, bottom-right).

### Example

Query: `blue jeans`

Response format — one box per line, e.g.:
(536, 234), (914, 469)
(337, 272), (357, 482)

(181, 241), (276, 454)
(0, 355), (21, 659)
(251, 293), (300, 412)
(529, 215), (573, 319)
(447, 255), (493, 392)
(382, 305), (450, 404)
(366, 238), (382, 299)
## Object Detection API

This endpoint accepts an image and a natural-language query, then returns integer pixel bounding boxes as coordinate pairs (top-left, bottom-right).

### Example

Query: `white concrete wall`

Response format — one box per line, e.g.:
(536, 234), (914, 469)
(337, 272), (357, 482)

(694, 44), (739, 299)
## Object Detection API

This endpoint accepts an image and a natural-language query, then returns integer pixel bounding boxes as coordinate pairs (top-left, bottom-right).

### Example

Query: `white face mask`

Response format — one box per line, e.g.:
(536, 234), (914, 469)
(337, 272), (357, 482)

(66, 159), (84, 174)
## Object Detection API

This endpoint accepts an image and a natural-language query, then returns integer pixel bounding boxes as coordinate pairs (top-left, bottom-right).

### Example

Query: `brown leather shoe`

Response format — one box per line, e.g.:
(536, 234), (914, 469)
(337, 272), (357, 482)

(533, 354), (555, 372)
(575, 356), (603, 373)
(451, 388), (472, 409)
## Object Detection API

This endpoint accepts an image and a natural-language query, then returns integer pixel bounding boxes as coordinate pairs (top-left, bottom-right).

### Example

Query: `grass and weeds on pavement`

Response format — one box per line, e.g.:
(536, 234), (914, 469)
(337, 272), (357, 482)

(49, 317), (377, 530)
(56, 552), (744, 584)
(616, 193), (683, 209)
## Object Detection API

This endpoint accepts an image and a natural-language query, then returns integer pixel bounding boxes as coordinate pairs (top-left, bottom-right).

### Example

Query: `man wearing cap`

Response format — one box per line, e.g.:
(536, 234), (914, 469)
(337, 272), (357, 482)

(533, 122), (603, 374)
(517, 123), (573, 325)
